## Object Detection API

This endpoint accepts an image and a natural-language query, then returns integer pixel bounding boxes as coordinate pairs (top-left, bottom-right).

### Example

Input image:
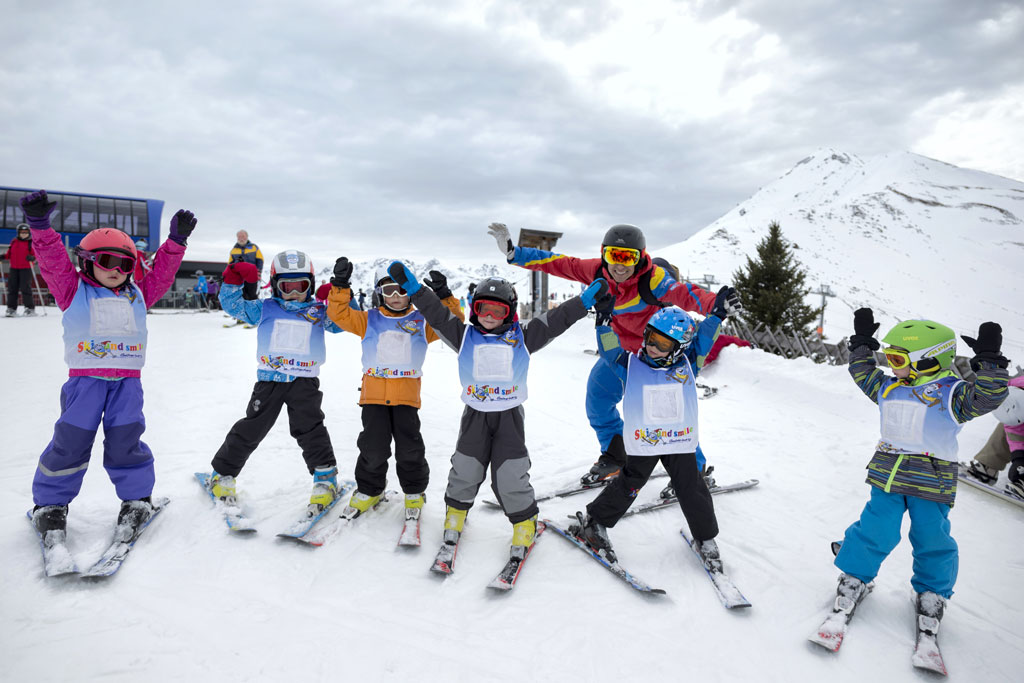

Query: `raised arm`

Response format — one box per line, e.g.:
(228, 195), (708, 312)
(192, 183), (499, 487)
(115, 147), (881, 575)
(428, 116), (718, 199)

(324, 257), (369, 337)
(847, 308), (886, 403)
(950, 322), (1010, 423)
(389, 262), (466, 351)
(522, 278), (606, 353)
(139, 210), (194, 308)
(488, 222), (599, 285)
(19, 191), (78, 309)
(220, 263), (264, 325)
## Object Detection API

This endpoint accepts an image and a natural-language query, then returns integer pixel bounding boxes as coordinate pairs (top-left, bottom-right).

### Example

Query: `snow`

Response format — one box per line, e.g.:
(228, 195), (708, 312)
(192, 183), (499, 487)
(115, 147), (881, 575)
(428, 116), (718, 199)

(3, 308), (1023, 683)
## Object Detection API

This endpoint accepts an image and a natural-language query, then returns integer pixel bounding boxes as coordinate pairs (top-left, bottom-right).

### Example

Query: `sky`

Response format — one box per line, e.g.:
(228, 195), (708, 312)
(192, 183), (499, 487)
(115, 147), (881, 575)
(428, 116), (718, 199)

(2, 0), (1022, 264)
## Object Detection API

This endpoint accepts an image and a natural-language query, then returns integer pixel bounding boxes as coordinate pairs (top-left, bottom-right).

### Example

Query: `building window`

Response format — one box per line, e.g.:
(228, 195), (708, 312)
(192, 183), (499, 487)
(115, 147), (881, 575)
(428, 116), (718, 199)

(80, 197), (98, 232)
(60, 195), (81, 232)
(115, 199), (134, 234)
(97, 197), (116, 230)
(132, 200), (149, 236)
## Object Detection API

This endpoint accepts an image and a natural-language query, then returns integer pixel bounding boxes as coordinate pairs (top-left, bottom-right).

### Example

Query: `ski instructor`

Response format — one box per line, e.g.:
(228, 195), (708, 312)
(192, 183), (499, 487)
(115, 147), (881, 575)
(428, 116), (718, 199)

(487, 222), (741, 485)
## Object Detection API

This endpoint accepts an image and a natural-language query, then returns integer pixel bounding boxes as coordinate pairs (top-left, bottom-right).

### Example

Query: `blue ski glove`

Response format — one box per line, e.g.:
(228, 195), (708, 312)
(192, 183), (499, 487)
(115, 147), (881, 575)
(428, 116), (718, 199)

(580, 278), (609, 309)
(387, 260), (422, 296)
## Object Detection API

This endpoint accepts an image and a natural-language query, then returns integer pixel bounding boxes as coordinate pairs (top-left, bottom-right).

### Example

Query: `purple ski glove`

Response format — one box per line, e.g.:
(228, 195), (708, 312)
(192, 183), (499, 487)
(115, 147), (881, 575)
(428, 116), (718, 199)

(19, 190), (58, 230)
(168, 209), (197, 246)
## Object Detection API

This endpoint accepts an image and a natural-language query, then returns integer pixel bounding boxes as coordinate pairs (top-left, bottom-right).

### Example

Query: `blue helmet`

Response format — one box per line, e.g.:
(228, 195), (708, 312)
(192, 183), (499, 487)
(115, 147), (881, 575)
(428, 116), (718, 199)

(641, 306), (696, 367)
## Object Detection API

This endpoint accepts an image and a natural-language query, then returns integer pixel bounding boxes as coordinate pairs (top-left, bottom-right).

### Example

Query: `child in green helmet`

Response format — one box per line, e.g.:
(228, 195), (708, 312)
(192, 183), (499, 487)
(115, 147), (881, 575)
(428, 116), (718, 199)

(813, 309), (1009, 665)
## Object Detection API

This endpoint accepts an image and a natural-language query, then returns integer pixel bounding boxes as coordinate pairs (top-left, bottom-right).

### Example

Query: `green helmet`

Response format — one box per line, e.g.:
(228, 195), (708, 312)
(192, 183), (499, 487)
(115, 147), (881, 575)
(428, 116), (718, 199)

(881, 319), (957, 372)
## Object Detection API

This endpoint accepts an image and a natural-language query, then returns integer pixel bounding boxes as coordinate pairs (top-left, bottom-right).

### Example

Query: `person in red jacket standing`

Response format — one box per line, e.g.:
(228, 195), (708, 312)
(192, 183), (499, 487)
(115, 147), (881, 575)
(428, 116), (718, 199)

(3, 224), (38, 316)
(489, 222), (740, 485)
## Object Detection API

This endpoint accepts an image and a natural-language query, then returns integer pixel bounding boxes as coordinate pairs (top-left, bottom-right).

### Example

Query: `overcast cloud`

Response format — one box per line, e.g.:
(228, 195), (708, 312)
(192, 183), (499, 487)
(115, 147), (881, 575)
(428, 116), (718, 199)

(1, 0), (1021, 263)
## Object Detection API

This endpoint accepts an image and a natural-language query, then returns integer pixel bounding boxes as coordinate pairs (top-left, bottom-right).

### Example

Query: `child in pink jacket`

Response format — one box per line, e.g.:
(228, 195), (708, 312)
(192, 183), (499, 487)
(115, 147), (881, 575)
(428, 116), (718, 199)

(19, 190), (196, 546)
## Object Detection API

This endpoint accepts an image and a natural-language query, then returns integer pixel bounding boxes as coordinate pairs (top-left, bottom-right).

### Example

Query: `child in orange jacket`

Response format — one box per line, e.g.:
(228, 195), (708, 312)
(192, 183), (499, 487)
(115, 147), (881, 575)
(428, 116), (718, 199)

(326, 258), (464, 526)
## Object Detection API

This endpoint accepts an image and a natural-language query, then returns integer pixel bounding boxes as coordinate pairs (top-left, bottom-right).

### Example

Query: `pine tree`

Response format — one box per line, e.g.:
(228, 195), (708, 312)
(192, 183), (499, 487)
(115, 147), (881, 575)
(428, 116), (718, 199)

(732, 222), (821, 336)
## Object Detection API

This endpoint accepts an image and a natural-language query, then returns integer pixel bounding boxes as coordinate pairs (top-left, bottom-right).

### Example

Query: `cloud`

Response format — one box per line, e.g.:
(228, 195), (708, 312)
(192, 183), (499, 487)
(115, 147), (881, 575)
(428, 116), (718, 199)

(1, 0), (1020, 265)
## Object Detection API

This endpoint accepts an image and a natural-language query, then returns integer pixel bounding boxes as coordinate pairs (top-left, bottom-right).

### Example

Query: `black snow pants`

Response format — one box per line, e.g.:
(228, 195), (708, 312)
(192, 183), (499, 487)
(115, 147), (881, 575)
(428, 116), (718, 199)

(354, 404), (428, 496)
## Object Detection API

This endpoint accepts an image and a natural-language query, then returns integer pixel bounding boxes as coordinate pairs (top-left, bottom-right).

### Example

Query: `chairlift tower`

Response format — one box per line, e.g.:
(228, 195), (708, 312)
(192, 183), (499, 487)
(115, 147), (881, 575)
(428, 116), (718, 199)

(812, 284), (836, 340)
(516, 228), (563, 319)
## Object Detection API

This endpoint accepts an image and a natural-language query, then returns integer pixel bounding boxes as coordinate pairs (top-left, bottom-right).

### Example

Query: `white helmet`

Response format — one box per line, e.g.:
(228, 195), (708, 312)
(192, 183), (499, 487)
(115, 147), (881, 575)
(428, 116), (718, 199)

(994, 385), (1024, 426)
(270, 250), (314, 300)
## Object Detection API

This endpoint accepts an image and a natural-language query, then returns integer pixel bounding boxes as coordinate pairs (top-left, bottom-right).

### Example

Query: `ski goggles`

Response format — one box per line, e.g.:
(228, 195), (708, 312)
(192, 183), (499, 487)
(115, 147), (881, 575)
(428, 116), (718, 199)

(602, 245), (641, 267)
(644, 328), (678, 354)
(472, 299), (510, 320)
(378, 283), (407, 297)
(278, 278), (310, 294)
(77, 248), (136, 274)
(883, 347), (911, 369)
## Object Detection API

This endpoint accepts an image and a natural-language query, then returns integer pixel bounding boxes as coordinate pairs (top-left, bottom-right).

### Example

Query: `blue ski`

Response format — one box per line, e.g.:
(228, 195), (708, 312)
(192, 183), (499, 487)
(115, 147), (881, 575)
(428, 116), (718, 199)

(544, 519), (666, 595)
(195, 472), (257, 533)
(275, 480), (358, 543)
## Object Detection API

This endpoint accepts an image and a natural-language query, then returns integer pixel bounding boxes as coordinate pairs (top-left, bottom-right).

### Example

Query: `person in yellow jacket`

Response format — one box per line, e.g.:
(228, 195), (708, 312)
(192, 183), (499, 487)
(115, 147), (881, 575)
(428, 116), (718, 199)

(229, 230), (264, 301)
(326, 258), (464, 523)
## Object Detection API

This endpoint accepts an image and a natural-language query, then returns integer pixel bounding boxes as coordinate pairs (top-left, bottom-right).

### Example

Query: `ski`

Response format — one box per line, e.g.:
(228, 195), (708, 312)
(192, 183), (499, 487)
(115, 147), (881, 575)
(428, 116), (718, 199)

(282, 489), (391, 547)
(912, 613), (947, 675)
(487, 521), (547, 591)
(398, 508), (421, 547)
(80, 497), (170, 579)
(956, 462), (1024, 509)
(481, 471), (669, 509)
(678, 528), (751, 609)
(544, 519), (666, 595)
(194, 472), (257, 533)
(26, 510), (79, 577)
(622, 479), (760, 518)
(808, 581), (874, 652)
(275, 480), (359, 544)
(430, 530), (461, 575)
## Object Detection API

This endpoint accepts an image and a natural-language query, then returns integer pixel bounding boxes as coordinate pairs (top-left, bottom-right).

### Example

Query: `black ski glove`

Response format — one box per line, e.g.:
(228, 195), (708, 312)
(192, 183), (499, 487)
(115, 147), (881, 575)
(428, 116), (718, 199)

(331, 257), (352, 288)
(423, 270), (453, 300)
(962, 322), (1008, 371)
(850, 307), (880, 351)
(710, 286), (742, 319)
(594, 292), (615, 326)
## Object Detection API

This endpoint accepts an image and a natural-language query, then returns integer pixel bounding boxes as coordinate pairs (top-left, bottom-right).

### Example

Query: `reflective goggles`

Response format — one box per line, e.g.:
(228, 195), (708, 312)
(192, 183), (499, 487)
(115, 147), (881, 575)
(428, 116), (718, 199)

(279, 278), (310, 294)
(472, 299), (510, 320)
(883, 347), (911, 370)
(379, 283), (407, 297)
(78, 248), (136, 274)
(644, 328), (677, 354)
(602, 245), (641, 267)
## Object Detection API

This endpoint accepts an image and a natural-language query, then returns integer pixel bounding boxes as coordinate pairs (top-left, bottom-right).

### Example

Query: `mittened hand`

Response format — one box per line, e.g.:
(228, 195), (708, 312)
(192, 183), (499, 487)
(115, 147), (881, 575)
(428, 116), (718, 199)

(223, 262), (259, 285)
(487, 223), (515, 259)
(853, 308), (879, 338)
(423, 269), (453, 299)
(315, 282), (332, 302)
(168, 210), (197, 245)
(19, 190), (58, 228)
(963, 321), (1008, 370)
(27, 254), (36, 262)
(711, 286), (742, 319)
(387, 261), (421, 295)
(580, 278), (609, 309)
(331, 257), (353, 288)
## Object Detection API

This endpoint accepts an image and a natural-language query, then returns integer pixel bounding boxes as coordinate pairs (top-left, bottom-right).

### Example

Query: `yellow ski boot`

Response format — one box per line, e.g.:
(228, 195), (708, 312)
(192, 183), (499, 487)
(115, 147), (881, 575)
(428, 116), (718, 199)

(208, 472), (237, 504)
(404, 492), (426, 521)
(344, 491), (381, 519)
(309, 466), (339, 511)
(443, 505), (467, 544)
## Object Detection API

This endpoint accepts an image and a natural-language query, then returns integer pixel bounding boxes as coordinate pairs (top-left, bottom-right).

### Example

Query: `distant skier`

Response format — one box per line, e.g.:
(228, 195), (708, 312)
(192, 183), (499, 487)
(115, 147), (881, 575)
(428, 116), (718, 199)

(487, 223), (726, 486)
(964, 375), (1024, 497)
(572, 295), (736, 571)
(229, 230), (264, 301)
(823, 309), (1009, 656)
(204, 251), (344, 515)
(20, 190), (195, 552)
(386, 260), (607, 567)
(2, 223), (37, 316)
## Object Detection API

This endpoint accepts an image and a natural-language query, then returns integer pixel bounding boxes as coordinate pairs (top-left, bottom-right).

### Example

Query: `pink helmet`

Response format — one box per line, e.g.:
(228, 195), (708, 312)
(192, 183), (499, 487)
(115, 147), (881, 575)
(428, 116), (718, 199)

(80, 228), (138, 259)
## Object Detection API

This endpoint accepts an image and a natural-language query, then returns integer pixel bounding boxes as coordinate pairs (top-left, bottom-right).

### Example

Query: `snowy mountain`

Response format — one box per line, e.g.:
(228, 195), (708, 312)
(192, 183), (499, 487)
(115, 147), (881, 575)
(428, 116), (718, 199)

(659, 149), (1024, 360)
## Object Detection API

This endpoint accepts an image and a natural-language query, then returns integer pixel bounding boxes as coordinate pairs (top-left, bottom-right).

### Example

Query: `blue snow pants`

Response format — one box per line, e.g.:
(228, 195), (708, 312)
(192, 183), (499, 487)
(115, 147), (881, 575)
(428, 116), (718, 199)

(33, 376), (155, 506)
(835, 486), (958, 598)
(586, 357), (705, 469)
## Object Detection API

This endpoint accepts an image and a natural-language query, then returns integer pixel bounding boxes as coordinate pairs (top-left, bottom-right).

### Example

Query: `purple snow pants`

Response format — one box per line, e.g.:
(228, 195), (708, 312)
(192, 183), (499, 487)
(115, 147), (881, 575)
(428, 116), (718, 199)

(33, 376), (155, 506)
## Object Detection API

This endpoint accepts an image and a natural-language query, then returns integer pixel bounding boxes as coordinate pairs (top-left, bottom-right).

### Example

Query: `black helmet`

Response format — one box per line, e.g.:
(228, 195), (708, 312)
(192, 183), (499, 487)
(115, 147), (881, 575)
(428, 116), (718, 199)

(602, 224), (646, 251)
(470, 277), (518, 327)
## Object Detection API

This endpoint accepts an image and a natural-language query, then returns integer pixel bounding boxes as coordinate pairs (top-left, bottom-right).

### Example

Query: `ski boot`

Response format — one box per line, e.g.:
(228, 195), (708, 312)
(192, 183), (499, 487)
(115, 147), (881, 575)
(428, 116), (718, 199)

(4, 308), (15, 318)
(443, 505), (467, 546)
(574, 511), (616, 564)
(404, 492), (426, 521)
(702, 465), (716, 489)
(309, 465), (339, 513)
(23, 309), (37, 317)
(32, 504), (69, 547)
(1008, 461), (1024, 499)
(207, 471), (237, 504)
(510, 514), (538, 560)
(581, 435), (625, 486)
(834, 573), (869, 614)
(694, 537), (723, 573)
(115, 498), (155, 542)
(343, 491), (382, 519)
(965, 459), (999, 485)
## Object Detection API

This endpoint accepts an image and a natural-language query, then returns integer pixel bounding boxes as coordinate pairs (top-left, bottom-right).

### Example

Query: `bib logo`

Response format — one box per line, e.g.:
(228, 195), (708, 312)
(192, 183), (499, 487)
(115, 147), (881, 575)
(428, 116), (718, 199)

(500, 329), (520, 348)
(366, 367), (419, 378)
(78, 339), (144, 359)
(667, 367), (691, 384)
(396, 319), (421, 335)
(296, 308), (321, 324)
(634, 426), (693, 445)
(261, 355), (319, 371)
(912, 384), (942, 408)
(466, 384), (519, 402)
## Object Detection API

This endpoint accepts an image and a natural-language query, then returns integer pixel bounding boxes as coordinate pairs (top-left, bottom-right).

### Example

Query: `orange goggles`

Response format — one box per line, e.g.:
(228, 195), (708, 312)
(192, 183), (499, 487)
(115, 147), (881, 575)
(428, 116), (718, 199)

(883, 347), (911, 369)
(645, 328), (677, 353)
(602, 246), (641, 267)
